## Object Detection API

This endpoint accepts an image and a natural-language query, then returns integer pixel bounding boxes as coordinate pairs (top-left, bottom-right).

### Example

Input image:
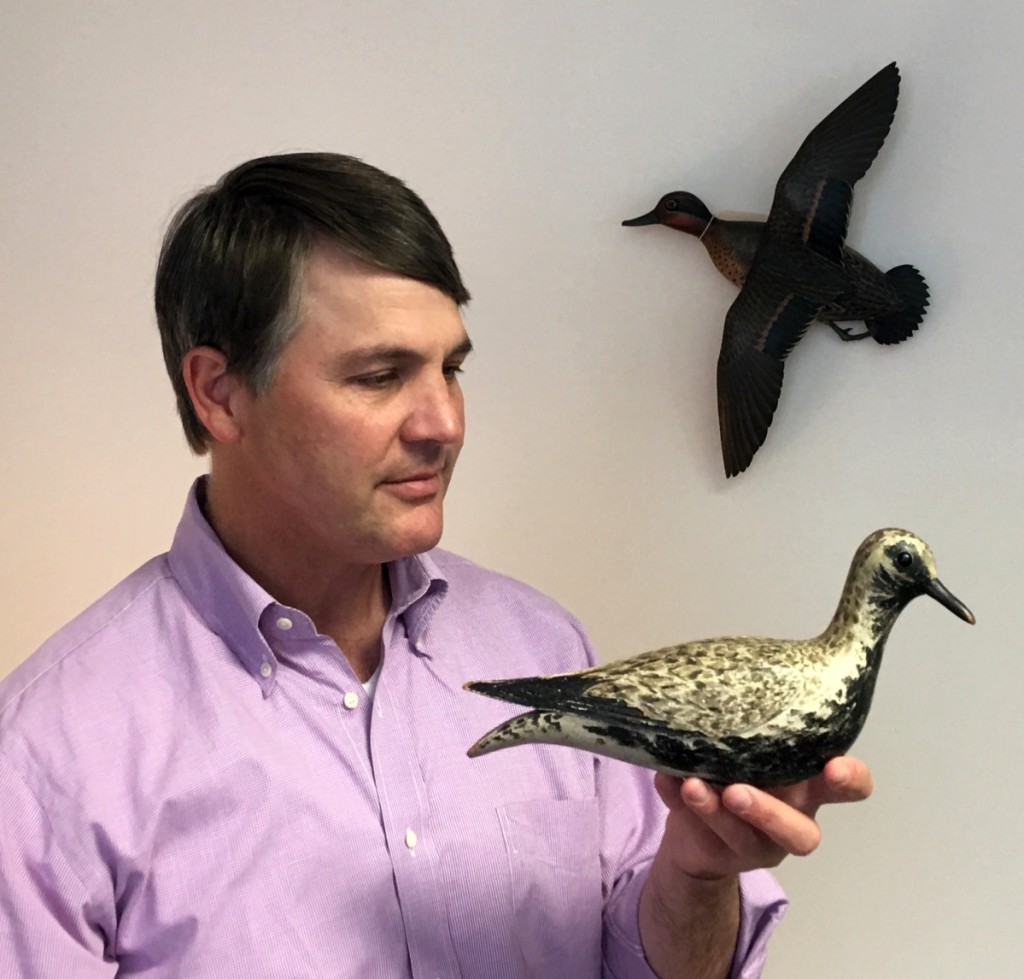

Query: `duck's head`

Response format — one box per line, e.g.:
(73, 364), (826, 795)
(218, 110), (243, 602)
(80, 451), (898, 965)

(622, 192), (714, 237)
(858, 529), (975, 624)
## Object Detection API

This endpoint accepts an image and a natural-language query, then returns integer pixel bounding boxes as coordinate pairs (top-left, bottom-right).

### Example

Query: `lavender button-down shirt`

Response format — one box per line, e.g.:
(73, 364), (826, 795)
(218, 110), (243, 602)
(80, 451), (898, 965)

(0, 482), (786, 977)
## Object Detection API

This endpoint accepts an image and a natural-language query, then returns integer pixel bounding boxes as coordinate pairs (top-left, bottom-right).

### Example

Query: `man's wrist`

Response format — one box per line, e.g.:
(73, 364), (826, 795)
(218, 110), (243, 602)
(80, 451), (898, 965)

(639, 863), (740, 979)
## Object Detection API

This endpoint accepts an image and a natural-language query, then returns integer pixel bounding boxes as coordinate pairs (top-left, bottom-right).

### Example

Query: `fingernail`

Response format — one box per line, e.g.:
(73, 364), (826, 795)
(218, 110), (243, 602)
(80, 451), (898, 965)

(731, 787), (753, 814)
(686, 779), (710, 805)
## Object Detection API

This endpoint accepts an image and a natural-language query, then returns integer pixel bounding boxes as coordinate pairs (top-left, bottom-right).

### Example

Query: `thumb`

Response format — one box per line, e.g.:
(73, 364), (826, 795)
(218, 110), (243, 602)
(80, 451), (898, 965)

(654, 772), (686, 810)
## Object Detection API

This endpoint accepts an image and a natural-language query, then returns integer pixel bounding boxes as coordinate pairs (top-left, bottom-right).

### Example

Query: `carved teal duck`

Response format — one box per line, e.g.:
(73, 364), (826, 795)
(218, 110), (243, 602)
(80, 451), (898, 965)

(465, 529), (973, 787)
(623, 63), (929, 477)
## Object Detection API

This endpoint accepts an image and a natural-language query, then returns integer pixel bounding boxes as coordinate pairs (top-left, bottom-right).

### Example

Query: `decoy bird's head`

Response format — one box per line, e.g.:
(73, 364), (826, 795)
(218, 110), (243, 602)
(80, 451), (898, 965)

(622, 192), (714, 237)
(857, 529), (975, 624)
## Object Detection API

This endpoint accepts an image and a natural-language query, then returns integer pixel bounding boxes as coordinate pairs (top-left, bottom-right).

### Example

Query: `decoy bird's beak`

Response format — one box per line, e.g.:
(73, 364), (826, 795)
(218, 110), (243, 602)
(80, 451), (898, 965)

(622, 210), (659, 226)
(923, 578), (975, 624)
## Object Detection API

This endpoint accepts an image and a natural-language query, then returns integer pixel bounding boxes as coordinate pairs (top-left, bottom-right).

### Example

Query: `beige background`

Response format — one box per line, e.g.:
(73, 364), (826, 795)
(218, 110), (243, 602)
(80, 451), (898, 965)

(2, 2), (1020, 976)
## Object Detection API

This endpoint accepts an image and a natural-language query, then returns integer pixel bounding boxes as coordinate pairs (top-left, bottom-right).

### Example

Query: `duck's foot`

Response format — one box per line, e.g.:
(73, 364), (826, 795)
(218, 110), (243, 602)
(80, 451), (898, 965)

(826, 321), (871, 342)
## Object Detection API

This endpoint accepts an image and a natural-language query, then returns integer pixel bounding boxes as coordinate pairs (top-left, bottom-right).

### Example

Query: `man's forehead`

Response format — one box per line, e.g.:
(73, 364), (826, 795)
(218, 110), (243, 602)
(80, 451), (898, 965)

(300, 242), (459, 314)
(287, 260), (467, 357)
(304, 239), (379, 281)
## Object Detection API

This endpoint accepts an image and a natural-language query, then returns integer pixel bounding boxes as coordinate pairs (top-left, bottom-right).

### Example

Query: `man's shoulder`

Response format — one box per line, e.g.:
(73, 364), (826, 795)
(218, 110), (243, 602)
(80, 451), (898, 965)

(426, 547), (595, 675)
(0, 553), (180, 722)
(429, 547), (576, 620)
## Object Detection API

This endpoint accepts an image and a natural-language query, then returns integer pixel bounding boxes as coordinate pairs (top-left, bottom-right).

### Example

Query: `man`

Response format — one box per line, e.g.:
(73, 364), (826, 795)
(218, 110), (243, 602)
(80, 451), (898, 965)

(0, 153), (871, 977)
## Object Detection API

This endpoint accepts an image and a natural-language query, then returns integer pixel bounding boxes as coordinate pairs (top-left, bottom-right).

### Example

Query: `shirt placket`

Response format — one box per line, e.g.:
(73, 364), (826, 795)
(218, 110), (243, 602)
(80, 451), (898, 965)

(370, 617), (461, 979)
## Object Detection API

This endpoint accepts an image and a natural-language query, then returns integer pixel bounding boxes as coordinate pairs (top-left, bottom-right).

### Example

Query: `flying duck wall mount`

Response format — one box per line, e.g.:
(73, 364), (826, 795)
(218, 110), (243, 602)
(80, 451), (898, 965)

(623, 63), (929, 477)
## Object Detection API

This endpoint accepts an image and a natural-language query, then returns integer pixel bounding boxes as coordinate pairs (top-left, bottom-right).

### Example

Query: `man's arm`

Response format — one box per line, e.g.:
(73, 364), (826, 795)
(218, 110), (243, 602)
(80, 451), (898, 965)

(0, 753), (117, 977)
(638, 755), (874, 979)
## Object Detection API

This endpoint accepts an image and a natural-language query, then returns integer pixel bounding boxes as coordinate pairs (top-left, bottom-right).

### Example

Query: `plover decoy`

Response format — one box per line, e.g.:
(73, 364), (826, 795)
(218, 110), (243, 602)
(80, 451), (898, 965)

(464, 529), (973, 786)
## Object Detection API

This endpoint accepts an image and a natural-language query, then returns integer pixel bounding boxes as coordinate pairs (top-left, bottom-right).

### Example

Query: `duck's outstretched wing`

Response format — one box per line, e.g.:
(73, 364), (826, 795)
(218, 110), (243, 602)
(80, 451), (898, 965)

(716, 252), (844, 476)
(768, 62), (900, 258)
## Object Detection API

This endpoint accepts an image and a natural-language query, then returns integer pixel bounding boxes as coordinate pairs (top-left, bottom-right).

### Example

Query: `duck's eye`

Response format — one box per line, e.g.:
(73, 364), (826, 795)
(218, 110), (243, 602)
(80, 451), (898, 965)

(665, 199), (677, 211)
(895, 550), (914, 570)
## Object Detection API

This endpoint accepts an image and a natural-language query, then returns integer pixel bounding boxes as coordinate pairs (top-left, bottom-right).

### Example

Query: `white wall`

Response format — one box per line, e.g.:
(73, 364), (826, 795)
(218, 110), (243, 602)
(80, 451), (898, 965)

(2, 2), (1020, 976)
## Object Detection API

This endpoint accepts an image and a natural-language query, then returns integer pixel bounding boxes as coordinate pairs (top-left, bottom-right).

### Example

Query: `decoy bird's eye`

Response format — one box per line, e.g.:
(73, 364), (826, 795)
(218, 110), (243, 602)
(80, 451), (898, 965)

(665, 199), (677, 211)
(895, 550), (914, 570)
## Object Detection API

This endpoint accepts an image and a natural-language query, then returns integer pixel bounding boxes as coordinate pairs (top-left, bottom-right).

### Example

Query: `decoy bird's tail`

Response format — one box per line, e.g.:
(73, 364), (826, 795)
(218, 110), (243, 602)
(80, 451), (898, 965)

(867, 265), (929, 344)
(465, 675), (584, 710)
(466, 709), (569, 759)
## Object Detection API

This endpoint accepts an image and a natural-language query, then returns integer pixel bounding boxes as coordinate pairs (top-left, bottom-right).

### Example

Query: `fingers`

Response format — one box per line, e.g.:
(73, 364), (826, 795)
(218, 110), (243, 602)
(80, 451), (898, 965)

(720, 784), (822, 857)
(654, 772), (686, 810)
(681, 779), (792, 867)
(653, 759), (874, 878)
(769, 756), (875, 813)
(820, 756), (874, 803)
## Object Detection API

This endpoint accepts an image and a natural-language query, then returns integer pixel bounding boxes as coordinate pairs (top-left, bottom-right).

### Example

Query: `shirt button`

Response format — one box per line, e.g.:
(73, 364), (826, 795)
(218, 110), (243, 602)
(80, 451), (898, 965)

(259, 662), (272, 678)
(276, 616), (294, 631)
(343, 691), (359, 710)
(405, 828), (418, 849)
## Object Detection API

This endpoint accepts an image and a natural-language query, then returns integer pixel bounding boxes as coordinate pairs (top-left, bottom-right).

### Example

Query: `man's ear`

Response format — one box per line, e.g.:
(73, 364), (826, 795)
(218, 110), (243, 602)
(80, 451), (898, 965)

(182, 347), (249, 444)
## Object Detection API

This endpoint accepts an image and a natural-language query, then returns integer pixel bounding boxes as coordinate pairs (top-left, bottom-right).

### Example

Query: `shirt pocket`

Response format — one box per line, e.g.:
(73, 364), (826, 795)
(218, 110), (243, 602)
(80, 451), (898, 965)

(497, 798), (603, 979)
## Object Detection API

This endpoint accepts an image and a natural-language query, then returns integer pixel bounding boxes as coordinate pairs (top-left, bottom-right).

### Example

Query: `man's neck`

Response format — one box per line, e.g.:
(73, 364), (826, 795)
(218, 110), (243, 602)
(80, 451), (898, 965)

(200, 477), (391, 682)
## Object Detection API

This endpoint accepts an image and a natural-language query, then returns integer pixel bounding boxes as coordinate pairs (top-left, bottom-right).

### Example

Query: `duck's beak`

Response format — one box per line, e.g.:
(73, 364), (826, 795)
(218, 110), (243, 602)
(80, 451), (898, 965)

(622, 210), (659, 226)
(924, 578), (975, 624)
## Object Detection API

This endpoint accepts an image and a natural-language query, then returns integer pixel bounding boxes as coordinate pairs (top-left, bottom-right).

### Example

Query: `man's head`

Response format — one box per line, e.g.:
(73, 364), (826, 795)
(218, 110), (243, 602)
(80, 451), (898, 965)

(155, 152), (471, 453)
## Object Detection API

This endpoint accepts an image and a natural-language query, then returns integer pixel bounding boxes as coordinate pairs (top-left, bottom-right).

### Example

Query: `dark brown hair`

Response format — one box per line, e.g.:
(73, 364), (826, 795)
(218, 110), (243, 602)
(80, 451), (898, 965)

(155, 152), (471, 452)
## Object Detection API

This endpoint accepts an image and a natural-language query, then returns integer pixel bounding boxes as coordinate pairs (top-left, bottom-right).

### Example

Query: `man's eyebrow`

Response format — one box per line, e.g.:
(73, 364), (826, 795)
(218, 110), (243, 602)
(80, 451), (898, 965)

(450, 336), (474, 359)
(337, 345), (420, 367)
(333, 336), (474, 371)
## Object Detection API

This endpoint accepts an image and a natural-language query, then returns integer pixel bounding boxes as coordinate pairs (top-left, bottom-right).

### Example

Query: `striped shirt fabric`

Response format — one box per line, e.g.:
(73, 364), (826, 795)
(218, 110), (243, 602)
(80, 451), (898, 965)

(0, 480), (786, 977)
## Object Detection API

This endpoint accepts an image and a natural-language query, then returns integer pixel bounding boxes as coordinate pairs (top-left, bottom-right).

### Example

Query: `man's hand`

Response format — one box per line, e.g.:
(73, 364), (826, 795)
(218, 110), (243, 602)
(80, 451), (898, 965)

(638, 757), (873, 978)
(655, 755), (874, 880)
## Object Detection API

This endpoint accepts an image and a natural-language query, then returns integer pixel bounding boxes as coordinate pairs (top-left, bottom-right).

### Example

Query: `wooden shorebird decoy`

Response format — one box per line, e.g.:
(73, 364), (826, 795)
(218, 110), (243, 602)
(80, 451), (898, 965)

(464, 529), (973, 787)
(623, 63), (929, 477)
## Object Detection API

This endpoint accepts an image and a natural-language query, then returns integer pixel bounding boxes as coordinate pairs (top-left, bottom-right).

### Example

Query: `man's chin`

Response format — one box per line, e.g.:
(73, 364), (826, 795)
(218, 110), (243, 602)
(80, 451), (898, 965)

(383, 514), (445, 560)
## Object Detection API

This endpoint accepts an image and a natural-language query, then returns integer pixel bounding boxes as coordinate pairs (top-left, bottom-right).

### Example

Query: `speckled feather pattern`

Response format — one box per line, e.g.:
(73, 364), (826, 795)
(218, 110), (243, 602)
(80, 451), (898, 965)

(464, 530), (973, 786)
(705, 236), (750, 288)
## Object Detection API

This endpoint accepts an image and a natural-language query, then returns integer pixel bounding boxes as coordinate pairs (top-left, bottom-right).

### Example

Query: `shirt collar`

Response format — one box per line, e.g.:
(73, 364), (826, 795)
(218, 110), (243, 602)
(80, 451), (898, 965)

(388, 550), (449, 656)
(167, 478), (450, 687)
(167, 478), (279, 692)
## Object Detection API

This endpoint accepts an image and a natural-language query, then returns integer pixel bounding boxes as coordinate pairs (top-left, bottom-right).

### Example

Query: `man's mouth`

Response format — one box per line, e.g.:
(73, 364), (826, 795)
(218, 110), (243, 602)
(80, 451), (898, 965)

(381, 471), (444, 500)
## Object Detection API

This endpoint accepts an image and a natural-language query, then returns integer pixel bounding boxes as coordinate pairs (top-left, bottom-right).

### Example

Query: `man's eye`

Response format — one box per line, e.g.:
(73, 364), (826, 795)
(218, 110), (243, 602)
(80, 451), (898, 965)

(354, 371), (398, 388)
(443, 363), (465, 380)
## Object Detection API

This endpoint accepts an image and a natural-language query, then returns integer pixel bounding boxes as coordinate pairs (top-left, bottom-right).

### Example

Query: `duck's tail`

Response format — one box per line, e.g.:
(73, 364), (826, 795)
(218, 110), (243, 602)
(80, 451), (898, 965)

(867, 265), (929, 344)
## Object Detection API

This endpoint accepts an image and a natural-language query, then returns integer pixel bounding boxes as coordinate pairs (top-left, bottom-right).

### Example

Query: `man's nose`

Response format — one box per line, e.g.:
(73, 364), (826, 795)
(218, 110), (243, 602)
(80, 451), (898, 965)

(402, 375), (464, 445)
